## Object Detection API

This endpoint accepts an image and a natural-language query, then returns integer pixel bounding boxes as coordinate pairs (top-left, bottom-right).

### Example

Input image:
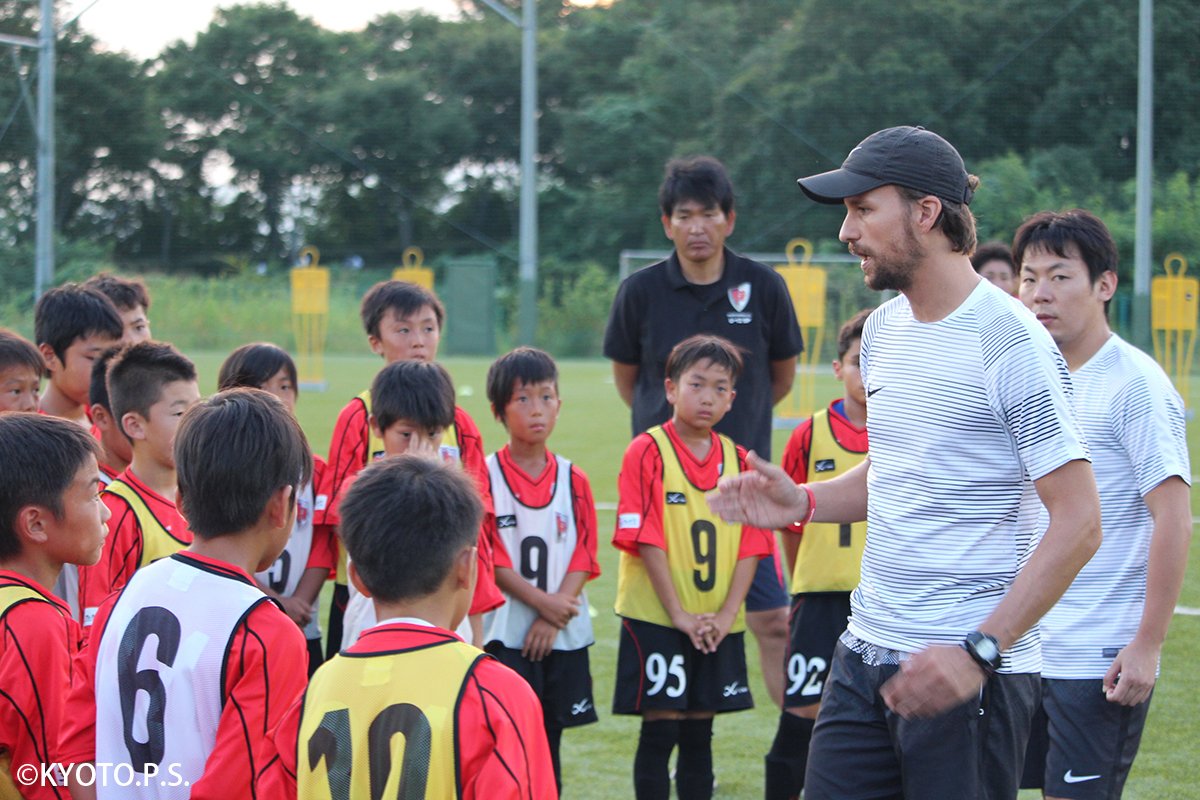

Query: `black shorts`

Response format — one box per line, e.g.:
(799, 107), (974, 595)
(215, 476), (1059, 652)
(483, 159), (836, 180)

(805, 641), (1039, 800)
(783, 592), (850, 710)
(745, 552), (789, 612)
(484, 643), (598, 729)
(1020, 678), (1152, 798)
(612, 618), (753, 716)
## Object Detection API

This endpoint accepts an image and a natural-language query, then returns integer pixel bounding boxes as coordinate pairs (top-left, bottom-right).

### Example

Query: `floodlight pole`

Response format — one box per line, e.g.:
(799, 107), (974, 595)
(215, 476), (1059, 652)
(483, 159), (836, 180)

(1132, 0), (1152, 351)
(35, 0), (54, 298)
(479, 0), (538, 345)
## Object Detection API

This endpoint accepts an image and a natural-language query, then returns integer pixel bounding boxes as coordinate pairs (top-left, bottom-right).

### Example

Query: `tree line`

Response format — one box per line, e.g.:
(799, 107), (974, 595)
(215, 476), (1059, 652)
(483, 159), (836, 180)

(0, 0), (1196, 297)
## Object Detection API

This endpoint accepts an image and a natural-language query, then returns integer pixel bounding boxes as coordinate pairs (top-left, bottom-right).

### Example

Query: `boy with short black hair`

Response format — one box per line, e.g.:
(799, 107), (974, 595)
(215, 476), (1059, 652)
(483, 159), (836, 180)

(0, 414), (107, 800)
(219, 342), (333, 676)
(264, 456), (558, 799)
(483, 346), (601, 793)
(51, 345), (130, 621)
(613, 333), (774, 800)
(75, 341), (200, 626)
(33, 283), (123, 427)
(338, 359), (461, 647)
(319, 280), (500, 653)
(83, 272), (152, 343)
(61, 388), (313, 798)
(765, 308), (871, 800)
(0, 328), (44, 414)
(87, 346), (131, 484)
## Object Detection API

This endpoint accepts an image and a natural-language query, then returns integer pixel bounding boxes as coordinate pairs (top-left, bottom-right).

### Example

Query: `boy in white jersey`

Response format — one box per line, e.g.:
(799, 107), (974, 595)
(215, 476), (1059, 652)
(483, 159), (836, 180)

(61, 388), (312, 798)
(708, 126), (1103, 799)
(481, 346), (601, 794)
(1015, 209), (1191, 799)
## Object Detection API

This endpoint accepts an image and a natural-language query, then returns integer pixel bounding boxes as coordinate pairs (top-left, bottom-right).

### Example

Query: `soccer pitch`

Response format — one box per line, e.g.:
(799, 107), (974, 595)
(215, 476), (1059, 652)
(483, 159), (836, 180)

(191, 352), (1200, 798)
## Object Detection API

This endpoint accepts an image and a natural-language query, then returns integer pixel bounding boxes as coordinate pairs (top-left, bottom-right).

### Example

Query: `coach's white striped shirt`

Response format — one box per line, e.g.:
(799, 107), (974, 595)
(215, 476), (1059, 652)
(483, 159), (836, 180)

(1040, 334), (1190, 678)
(851, 280), (1087, 673)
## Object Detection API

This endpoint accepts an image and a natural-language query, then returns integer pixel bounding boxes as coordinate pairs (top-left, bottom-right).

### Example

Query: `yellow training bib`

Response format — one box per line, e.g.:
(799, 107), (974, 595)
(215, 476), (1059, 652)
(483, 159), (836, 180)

(792, 409), (868, 593)
(615, 426), (747, 632)
(103, 479), (189, 570)
(297, 637), (483, 800)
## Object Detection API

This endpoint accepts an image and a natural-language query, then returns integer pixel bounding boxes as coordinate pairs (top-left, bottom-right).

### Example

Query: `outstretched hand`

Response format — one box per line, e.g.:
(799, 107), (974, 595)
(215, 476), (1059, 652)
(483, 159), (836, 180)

(705, 451), (807, 530)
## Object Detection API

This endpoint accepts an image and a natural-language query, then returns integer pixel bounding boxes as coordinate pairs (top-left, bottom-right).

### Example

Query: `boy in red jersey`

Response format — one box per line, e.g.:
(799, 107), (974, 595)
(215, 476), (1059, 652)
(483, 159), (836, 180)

(33, 284), (123, 429)
(613, 334), (774, 800)
(49, 347), (131, 622)
(61, 388), (312, 799)
(765, 309), (871, 800)
(318, 280), (496, 652)
(482, 347), (601, 794)
(338, 359), (502, 648)
(264, 455), (557, 800)
(75, 342), (200, 627)
(0, 414), (107, 800)
(0, 329), (44, 414)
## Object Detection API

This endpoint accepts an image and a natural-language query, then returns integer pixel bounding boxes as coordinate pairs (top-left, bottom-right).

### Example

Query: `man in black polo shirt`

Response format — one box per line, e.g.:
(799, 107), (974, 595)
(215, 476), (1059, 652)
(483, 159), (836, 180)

(604, 155), (805, 708)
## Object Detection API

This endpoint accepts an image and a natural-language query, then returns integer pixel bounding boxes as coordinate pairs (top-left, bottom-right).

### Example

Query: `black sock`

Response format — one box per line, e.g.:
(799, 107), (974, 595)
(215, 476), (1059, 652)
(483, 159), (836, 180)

(676, 717), (714, 800)
(633, 719), (679, 800)
(547, 726), (563, 795)
(765, 712), (814, 798)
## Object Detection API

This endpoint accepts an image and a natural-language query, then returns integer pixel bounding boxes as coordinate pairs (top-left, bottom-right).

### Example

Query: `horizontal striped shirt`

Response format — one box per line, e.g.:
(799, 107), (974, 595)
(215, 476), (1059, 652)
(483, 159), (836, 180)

(851, 280), (1087, 673)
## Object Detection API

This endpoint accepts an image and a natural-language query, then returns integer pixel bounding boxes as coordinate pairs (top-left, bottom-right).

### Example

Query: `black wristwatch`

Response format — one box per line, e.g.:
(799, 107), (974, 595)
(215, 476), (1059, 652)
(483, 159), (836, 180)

(961, 630), (1002, 675)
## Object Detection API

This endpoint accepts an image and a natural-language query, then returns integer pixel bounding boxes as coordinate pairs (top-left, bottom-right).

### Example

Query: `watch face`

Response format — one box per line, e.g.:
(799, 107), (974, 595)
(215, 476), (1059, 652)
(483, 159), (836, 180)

(968, 632), (1001, 665)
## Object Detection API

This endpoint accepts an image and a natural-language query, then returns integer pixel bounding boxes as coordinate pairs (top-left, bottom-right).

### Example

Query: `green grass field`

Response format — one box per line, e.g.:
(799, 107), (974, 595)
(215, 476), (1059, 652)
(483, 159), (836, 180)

(188, 351), (1200, 799)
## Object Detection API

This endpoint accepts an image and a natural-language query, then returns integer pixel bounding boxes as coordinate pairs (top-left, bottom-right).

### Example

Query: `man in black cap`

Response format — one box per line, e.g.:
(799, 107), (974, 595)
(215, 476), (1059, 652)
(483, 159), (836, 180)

(709, 126), (1103, 799)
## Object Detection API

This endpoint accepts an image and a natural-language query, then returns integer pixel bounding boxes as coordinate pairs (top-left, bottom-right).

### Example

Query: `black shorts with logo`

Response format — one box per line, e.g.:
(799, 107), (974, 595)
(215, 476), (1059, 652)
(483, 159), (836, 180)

(1020, 677), (1152, 798)
(783, 592), (851, 710)
(485, 642), (599, 729)
(612, 617), (753, 715)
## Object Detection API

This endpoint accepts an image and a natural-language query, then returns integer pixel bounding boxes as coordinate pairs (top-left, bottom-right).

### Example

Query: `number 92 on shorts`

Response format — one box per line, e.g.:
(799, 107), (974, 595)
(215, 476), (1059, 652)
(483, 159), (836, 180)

(612, 617), (753, 715)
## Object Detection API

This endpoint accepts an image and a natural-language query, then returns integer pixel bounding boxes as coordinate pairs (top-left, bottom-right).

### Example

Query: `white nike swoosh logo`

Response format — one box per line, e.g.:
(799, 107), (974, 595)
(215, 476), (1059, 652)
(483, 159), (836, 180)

(1063, 770), (1102, 784)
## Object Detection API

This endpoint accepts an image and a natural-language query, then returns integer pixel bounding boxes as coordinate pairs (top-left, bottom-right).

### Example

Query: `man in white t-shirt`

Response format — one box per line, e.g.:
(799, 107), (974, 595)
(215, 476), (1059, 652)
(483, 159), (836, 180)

(707, 126), (1104, 799)
(1014, 209), (1191, 800)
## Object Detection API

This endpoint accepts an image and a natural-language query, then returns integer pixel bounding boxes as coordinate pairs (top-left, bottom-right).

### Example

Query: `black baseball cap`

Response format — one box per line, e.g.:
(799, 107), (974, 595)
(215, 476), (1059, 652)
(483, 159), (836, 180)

(797, 126), (974, 206)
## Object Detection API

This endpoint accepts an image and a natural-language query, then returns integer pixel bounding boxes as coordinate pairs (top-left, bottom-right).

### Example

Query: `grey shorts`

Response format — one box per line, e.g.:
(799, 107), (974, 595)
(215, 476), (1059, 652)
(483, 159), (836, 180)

(804, 640), (1040, 800)
(1020, 677), (1152, 799)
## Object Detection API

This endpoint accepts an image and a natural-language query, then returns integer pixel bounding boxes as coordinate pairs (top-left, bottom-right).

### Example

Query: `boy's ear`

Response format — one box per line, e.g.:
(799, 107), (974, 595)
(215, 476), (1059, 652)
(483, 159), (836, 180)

(454, 545), (477, 593)
(121, 411), (147, 441)
(37, 343), (61, 375)
(368, 414), (382, 440)
(367, 335), (385, 358)
(91, 404), (112, 428)
(663, 377), (678, 406)
(348, 560), (373, 599)
(265, 485), (295, 531)
(14, 504), (50, 546)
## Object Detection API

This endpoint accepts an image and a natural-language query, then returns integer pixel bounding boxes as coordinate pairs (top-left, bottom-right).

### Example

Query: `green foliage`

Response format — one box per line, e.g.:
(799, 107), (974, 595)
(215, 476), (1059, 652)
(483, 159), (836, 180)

(535, 262), (615, 357)
(0, 0), (1196, 303)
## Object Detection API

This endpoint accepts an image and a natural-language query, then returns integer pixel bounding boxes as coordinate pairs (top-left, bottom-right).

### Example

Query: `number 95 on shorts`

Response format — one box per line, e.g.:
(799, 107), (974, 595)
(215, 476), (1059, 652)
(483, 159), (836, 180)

(612, 617), (753, 715)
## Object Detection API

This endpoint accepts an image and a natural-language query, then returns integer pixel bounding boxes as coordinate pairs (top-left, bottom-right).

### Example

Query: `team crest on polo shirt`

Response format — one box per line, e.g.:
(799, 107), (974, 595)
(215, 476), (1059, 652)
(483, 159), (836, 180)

(728, 282), (751, 312)
(727, 282), (753, 324)
(556, 511), (569, 541)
